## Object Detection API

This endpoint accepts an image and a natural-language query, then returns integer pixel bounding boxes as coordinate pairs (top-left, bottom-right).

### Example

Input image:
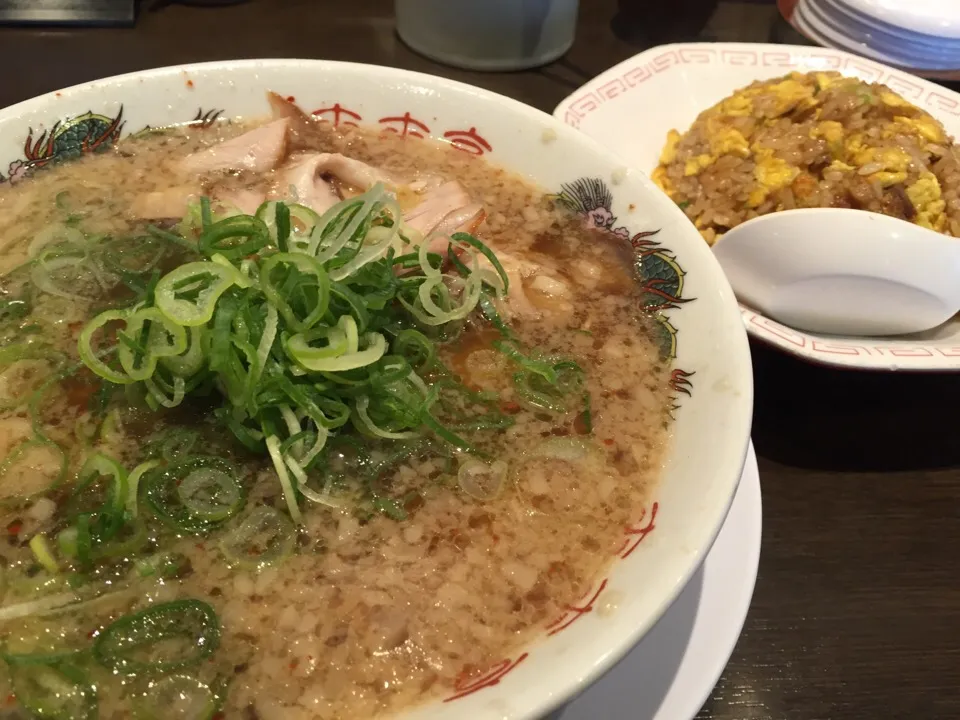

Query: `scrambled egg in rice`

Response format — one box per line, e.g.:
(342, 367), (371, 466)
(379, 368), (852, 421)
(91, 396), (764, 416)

(653, 71), (960, 244)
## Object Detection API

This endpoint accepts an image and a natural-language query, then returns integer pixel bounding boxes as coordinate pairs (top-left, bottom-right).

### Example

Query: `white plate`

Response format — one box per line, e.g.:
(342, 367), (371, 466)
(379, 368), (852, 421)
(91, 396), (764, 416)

(820, 0), (960, 52)
(796, 0), (960, 71)
(554, 42), (960, 371)
(779, 0), (960, 81)
(841, 0), (960, 40)
(548, 441), (761, 720)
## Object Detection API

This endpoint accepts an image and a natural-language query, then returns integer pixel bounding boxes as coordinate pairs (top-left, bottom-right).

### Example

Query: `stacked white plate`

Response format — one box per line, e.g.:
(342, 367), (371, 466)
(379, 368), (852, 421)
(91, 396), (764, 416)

(786, 0), (960, 75)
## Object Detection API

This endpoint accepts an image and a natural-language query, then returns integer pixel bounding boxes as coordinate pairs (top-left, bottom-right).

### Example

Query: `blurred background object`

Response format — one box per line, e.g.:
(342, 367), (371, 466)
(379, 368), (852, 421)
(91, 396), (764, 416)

(613, 0), (721, 43)
(782, 0), (960, 79)
(395, 0), (579, 71)
(0, 0), (136, 26)
(159, 0), (248, 5)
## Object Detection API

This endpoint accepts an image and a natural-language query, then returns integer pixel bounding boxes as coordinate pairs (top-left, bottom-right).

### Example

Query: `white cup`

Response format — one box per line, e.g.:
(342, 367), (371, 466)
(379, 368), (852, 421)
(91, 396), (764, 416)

(395, 0), (579, 71)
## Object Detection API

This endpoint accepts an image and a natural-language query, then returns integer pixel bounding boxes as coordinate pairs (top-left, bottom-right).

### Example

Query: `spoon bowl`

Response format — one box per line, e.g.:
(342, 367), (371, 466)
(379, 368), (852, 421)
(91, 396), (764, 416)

(712, 207), (960, 336)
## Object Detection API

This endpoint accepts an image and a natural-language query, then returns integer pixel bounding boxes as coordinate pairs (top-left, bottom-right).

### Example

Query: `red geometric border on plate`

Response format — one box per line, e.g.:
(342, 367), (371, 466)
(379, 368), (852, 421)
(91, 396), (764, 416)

(561, 47), (950, 123)
(740, 308), (960, 357)
(444, 501), (659, 702)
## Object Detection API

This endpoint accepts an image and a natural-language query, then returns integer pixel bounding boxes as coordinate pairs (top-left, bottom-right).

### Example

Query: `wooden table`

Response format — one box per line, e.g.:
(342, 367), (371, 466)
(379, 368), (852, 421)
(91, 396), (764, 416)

(1, 1), (958, 718)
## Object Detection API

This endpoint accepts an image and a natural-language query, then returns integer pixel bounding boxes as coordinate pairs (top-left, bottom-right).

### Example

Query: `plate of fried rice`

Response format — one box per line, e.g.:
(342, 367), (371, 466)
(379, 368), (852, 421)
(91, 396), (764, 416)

(555, 42), (960, 371)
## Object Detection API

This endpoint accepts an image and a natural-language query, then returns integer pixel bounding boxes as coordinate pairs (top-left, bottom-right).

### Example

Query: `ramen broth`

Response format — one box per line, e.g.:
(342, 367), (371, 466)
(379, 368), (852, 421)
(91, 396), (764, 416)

(0, 102), (672, 719)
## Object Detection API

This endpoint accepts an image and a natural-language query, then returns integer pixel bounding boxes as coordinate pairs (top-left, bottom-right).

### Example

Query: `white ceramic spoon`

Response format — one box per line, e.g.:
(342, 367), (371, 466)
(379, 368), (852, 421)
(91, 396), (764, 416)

(711, 207), (960, 336)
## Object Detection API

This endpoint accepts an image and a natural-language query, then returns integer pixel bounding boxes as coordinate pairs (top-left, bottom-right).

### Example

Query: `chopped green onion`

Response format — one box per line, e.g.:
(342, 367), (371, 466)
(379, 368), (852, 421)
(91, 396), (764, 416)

(219, 505), (295, 569)
(28, 535), (59, 575)
(354, 395), (419, 440)
(0, 592), (80, 623)
(286, 323), (387, 372)
(451, 232), (509, 293)
(265, 435), (302, 524)
(144, 456), (242, 534)
(176, 467), (243, 522)
(126, 459), (161, 519)
(67, 452), (128, 547)
(392, 329), (435, 371)
(133, 673), (220, 720)
(259, 252), (330, 332)
(531, 436), (599, 461)
(198, 214), (269, 261)
(67, 193), (558, 526)
(154, 262), (241, 327)
(118, 307), (188, 382)
(10, 662), (97, 720)
(93, 599), (220, 675)
(161, 325), (205, 377)
(373, 496), (407, 521)
(2, 619), (88, 667)
(134, 551), (191, 580)
(457, 459), (508, 501)
(78, 310), (136, 385)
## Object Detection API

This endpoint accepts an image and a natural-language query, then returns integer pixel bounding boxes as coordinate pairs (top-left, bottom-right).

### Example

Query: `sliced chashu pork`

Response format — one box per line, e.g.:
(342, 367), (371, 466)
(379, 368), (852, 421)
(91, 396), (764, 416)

(272, 154), (341, 213)
(476, 244), (573, 320)
(131, 184), (199, 220)
(271, 153), (398, 213)
(212, 187), (266, 216)
(402, 180), (485, 258)
(267, 92), (343, 154)
(135, 117), (289, 218)
(179, 118), (289, 175)
(132, 185), (266, 220)
(404, 181), (484, 237)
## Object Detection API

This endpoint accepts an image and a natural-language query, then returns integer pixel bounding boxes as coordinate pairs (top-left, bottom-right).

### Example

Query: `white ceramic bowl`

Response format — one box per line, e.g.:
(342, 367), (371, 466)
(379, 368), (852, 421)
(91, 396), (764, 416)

(0, 60), (752, 719)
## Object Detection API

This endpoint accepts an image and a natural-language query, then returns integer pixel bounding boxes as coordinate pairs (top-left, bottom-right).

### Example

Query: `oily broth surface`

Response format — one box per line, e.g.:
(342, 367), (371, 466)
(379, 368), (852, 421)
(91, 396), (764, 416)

(0, 120), (672, 719)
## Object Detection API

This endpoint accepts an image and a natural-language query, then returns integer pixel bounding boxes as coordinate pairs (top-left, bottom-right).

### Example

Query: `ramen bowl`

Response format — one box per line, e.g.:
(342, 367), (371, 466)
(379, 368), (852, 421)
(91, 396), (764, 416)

(0, 60), (752, 719)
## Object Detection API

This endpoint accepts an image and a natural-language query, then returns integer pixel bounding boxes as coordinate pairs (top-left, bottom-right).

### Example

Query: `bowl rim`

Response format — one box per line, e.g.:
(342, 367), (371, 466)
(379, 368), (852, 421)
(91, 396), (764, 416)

(0, 57), (755, 719)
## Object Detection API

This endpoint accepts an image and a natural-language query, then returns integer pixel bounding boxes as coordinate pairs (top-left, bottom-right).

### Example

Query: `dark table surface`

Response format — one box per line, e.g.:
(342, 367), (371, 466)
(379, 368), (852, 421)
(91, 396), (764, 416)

(1, 1), (958, 718)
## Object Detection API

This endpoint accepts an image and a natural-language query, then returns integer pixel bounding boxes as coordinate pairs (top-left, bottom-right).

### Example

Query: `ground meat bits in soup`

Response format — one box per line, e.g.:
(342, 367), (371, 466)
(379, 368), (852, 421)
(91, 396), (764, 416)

(0, 95), (672, 719)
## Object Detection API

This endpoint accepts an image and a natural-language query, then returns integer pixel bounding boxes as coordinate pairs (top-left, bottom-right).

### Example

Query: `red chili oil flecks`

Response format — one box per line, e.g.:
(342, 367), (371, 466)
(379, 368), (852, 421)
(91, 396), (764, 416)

(186, 79), (195, 89)
(5, 694), (15, 705)
(603, 438), (615, 446)
(6, 521), (21, 536)
(500, 401), (521, 414)
(286, 96), (296, 102)
(288, 658), (299, 670)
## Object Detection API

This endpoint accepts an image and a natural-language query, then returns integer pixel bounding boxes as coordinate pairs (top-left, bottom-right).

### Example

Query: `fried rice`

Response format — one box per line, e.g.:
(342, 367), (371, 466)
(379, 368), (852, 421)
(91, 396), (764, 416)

(652, 71), (960, 245)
